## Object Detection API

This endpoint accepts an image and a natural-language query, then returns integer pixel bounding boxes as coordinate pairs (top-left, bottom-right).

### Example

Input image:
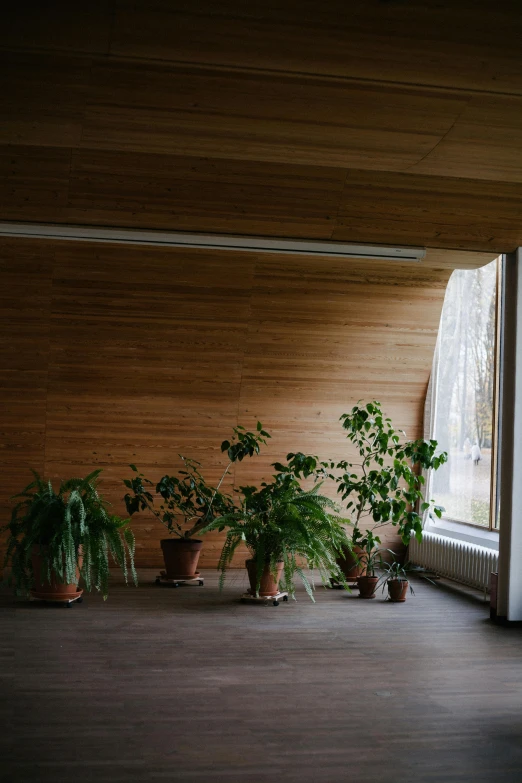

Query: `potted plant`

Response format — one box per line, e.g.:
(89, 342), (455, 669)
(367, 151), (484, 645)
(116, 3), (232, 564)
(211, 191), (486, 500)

(201, 456), (351, 601)
(333, 400), (447, 562)
(335, 526), (368, 582)
(123, 423), (270, 579)
(2, 469), (137, 601)
(381, 558), (415, 602)
(353, 532), (392, 599)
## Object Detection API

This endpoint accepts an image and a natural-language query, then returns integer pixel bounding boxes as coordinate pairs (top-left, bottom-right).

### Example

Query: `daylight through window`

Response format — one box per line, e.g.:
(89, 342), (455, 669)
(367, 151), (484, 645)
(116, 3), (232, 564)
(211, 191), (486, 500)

(430, 257), (500, 530)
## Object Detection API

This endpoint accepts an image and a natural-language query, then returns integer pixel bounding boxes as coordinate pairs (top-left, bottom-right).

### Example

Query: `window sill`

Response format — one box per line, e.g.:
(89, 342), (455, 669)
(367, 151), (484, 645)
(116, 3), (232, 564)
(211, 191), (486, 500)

(424, 517), (499, 551)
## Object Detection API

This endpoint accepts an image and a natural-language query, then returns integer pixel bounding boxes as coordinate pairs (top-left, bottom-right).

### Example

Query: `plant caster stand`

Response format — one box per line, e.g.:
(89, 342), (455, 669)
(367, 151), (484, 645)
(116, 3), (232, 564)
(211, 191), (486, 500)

(329, 578), (359, 590)
(155, 571), (204, 588)
(29, 590), (83, 607)
(240, 591), (289, 607)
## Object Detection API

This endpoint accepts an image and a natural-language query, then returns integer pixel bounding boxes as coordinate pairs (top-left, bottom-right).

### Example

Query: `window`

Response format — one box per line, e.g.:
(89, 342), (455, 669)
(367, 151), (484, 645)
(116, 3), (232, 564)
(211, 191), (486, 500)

(429, 257), (501, 530)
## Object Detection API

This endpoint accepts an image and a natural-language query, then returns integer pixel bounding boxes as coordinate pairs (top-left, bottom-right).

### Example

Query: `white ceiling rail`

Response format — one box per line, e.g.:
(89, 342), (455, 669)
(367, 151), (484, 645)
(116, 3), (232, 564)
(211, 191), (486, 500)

(0, 222), (426, 262)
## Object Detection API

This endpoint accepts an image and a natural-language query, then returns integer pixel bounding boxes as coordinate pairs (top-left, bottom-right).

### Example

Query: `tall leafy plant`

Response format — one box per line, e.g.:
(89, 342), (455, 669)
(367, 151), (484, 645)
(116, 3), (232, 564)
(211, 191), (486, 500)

(335, 401), (447, 546)
(201, 457), (350, 601)
(123, 423), (270, 538)
(280, 402), (447, 551)
(2, 469), (137, 599)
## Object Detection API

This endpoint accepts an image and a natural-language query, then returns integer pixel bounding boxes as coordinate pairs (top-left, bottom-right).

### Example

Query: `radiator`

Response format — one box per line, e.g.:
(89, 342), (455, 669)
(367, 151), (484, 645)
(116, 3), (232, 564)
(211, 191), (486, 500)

(408, 531), (498, 592)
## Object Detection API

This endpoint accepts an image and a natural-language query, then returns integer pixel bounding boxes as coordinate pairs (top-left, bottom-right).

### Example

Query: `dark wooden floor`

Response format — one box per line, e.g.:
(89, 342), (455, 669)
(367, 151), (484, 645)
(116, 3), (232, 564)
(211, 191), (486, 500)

(2, 570), (522, 783)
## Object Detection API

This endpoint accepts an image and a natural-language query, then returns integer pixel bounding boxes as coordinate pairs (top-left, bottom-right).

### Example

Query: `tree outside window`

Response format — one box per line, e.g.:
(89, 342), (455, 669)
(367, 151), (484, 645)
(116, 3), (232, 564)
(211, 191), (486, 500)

(431, 258), (499, 529)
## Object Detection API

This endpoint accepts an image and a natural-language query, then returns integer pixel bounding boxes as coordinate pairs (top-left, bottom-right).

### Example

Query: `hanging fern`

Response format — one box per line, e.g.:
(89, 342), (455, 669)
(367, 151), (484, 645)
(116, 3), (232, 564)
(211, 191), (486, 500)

(201, 462), (351, 601)
(2, 469), (137, 599)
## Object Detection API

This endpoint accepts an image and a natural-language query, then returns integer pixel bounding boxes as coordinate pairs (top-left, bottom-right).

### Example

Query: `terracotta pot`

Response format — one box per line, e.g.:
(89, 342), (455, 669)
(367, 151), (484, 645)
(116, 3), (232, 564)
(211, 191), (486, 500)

(31, 546), (82, 600)
(160, 538), (203, 578)
(337, 545), (366, 580)
(387, 579), (409, 602)
(246, 559), (284, 597)
(357, 574), (379, 599)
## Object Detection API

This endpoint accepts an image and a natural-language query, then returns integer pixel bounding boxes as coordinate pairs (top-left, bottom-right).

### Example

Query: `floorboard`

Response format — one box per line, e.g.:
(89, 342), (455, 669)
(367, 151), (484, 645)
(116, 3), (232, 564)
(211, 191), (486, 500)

(2, 569), (522, 783)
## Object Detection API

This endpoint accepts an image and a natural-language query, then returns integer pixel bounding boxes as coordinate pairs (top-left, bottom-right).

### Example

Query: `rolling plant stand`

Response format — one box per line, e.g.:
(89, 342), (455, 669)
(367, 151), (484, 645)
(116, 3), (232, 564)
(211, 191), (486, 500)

(329, 578), (359, 590)
(30, 590), (83, 607)
(240, 590), (289, 607)
(155, 571), (204, 588)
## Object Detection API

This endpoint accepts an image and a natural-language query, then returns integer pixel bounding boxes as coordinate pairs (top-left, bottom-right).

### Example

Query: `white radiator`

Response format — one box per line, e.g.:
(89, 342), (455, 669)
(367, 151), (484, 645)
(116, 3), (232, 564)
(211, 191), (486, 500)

(408, 531), (498, 592)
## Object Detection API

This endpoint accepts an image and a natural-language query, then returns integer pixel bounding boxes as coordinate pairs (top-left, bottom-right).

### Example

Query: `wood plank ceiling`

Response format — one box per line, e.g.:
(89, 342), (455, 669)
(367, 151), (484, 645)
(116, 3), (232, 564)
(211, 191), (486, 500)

(0, 0), (521, 260)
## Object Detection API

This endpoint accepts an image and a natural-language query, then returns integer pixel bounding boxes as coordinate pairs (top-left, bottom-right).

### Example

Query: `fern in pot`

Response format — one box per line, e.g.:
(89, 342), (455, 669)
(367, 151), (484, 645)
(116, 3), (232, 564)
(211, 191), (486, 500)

(2, 469), (137, 601)
(201, 456), (351, 601)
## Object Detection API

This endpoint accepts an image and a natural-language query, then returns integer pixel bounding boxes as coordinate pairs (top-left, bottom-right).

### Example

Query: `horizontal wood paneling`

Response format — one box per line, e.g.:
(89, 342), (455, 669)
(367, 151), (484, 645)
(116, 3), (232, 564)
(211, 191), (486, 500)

(233, 256), (450, 554)
(0, 19), (521, 251)
(3, 48), (521, 185)
(1, 145), (521, 253)
(333, 170), (522, 251)
(0, 145), (71, 222)
(1, 44), (518, 187)
(66, 149), (345, 238)
(412, 95), (522, 182)
(424, 249), (498, 270)
(0, 240), (53, 540)
(0, 52), (90, 147)
(1, 0), (112, 55)
(44, 242), (254, 566)
(0, 4), (517, 564)
(4, 1), (522, 98)
(0, 238), (453, 566)
(81, 60), (464, 170)
(110, 0), (522, 94)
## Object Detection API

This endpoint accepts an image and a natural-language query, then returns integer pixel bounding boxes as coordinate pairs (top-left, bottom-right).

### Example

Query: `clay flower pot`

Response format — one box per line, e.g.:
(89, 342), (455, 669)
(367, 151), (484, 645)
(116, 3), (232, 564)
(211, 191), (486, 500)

(337, 545), (366, 581)
(246, 559), (284, 597)
(160, 538), (203, 578)
(31, 546), (83, 601)
(387, 578), (409, 602)
(357, 574), (379, 599)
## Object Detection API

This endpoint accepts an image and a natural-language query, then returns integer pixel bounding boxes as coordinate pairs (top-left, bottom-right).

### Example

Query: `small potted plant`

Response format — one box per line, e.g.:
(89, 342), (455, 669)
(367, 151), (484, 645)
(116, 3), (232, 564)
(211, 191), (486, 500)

(123, 423), (270, 579)
(2, 469), (137, 601)
(381, 558), (415, 602)
(201, 455), (351, 601)
(335, 526), (367, 582)
(353, 532), (393, 599)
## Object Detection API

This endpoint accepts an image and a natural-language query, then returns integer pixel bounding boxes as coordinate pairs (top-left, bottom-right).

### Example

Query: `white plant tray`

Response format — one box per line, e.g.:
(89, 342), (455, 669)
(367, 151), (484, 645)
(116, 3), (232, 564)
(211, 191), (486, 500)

(240, 591), (289, 606)
(155, 572), (204, 587)
(30, 590), (83, 607)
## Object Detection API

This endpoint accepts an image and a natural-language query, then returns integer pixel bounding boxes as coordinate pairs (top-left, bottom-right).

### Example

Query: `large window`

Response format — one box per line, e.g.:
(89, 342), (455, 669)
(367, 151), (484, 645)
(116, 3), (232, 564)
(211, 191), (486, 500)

(430, 258), (500, 530)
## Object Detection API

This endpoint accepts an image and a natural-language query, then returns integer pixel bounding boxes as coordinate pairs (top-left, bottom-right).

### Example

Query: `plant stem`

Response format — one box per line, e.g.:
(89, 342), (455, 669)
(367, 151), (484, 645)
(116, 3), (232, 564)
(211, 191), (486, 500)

(186, 462), (233, 537)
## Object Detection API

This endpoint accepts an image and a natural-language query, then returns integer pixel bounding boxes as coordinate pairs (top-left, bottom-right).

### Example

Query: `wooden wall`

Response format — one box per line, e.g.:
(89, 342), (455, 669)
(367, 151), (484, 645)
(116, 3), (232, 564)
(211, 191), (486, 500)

(1, 236), (458, 567)
(0, 1), (516, 567)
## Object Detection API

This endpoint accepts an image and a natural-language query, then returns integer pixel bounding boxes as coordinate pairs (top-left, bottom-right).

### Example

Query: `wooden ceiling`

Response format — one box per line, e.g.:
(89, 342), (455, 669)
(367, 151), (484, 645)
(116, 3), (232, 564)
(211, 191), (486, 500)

(1, 0), (521, 263)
